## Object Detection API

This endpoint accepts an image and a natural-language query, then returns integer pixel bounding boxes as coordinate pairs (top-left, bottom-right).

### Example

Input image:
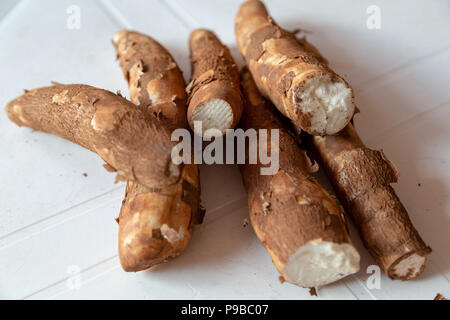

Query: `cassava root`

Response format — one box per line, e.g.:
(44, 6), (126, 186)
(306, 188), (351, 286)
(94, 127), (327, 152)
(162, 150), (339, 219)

(6, 83), (180, 189)
(239, 68), (360, 288)
(312, 124), (431, 280)
(186, 29), (243, 137)
(289, 31), (432, 280)
(235, 0), (355, 136)
(113, 30), (187, 128)
(113, 30), (203, 271)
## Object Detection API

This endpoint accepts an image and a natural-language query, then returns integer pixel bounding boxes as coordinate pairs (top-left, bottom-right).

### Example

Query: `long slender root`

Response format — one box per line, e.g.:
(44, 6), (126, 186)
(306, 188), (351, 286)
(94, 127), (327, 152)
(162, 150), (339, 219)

(186, 29), (243, 137)
(239, 69), (360, 287)
(6, 83), (180, 189)
(235, 0), (355, 135)
(113, 30), (203, 271)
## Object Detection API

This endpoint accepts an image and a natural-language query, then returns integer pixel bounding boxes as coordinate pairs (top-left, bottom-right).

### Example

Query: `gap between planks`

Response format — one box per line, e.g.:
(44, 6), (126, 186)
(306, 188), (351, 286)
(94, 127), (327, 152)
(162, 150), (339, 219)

(0, 185), (124, 250)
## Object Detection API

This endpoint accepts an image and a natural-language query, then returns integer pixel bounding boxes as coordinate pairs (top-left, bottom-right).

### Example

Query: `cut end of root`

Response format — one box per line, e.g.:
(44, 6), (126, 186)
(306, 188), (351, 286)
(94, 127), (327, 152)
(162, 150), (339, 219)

(284, 240), (360, 288)
(191, 99), (233, 138)
(389, 252), (428, 280)
(294, 74), (354, 135)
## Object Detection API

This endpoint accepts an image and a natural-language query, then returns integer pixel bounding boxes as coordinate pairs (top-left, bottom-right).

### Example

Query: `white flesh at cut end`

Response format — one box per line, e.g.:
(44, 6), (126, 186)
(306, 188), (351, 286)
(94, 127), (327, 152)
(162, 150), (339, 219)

(191, 99), (233, 138)
(284, 239), (360, 288)
(295, 74), (354, 135)
(390, 253), (426, 279)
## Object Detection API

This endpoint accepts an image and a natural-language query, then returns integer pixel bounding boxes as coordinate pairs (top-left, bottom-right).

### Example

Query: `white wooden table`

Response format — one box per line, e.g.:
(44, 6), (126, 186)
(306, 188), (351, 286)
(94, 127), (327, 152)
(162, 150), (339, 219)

(0, 0), (449, 300)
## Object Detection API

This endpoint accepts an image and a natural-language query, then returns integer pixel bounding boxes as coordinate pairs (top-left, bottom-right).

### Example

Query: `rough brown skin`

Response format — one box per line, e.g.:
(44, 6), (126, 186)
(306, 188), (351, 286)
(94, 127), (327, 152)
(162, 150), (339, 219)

(113, 30), (203, 272)
(290, 33), (432, 280)
(5, 84), (180, 189)
(113, 30), (187, 128)
(312, 124), (432, 280)
(235, 0), (354, 135)
(309, 287), (318, 297)
(434, 293), (447, 300)
(186, 29), (243, 136)
(239, 69), (358, 287)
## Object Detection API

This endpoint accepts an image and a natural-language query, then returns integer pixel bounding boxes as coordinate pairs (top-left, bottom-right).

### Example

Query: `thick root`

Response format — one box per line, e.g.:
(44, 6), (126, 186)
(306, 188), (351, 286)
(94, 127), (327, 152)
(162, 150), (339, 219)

(113, 30), (203, 271)
(113, 30), (187, 128)
(313, 124), (431, 280)
(290, 29), (432, 280)
(186, 29), (243, 137)
(119, 164), (202, 271)
(235, 0), (355, 135)
(239, 69), (359, 287)
(5, 84), (180, 189)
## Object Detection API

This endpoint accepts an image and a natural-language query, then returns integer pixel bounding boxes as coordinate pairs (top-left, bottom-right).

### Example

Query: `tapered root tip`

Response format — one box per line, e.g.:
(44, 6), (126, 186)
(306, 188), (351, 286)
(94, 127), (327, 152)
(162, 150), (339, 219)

(191, 99), (233, 138)
(293, 74), (355, 135)
(284, 240), (360, 288)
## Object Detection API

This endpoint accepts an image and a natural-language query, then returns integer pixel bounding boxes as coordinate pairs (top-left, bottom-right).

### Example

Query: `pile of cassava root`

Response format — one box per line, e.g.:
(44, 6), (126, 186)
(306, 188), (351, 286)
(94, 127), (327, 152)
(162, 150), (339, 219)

(5, 0), (431, 289)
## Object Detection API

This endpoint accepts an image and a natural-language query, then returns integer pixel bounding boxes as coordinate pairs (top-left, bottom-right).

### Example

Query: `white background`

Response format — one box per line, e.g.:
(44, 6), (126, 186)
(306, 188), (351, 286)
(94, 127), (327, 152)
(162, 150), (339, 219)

(0, 0), (449, 300)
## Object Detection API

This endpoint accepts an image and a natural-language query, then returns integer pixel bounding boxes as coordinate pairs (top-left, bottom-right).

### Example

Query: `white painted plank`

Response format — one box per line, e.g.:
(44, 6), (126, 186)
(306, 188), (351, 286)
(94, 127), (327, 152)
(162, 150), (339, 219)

(0, 188), (122, 299)
(355, 49), (450, 141)
(0, 0), (17, 22)
(167, 0), (450, 87)
(0, 0), (448, 300)
(28, 190), (357, 300)
(369, 101), (450, 281)
(0, 0), (127, 238)
(107, 0), (193, 82)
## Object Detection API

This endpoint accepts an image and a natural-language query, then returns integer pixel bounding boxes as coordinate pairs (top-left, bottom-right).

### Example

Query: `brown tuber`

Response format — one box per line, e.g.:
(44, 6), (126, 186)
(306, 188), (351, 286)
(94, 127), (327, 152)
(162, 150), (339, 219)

(113, 30), (203, 271)
(312, 124), (431, 280)
(235, 0), (355, 136)
(5, 84), (180, 189)
(186, 29), (243, 137)
(238, 69), (360, 288)
(289, 32), (432, 280)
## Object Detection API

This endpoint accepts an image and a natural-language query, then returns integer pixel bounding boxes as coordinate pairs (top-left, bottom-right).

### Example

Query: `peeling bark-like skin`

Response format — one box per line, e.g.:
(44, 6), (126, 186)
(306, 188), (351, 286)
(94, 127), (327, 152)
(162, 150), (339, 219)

(312, 124), (431, 280)
(289, 32), (433, 280)
(5, 84), (180, 189)
(186, 29), (243, 135)
(113, 30), (187, 128)
(239, 69), (358, 286)
(119, 163), (202, 271)
(113, 30), (203, 272)
(235, 0), (354, 135)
